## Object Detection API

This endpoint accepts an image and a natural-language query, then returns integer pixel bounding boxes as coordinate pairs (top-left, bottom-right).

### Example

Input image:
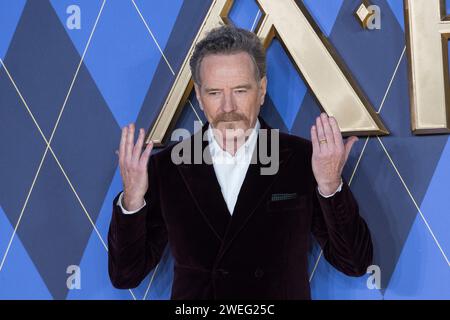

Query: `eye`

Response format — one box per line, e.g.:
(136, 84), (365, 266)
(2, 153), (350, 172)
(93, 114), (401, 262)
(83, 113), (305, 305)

(235, 89), (247, 94)
(208, 91), (219, 96)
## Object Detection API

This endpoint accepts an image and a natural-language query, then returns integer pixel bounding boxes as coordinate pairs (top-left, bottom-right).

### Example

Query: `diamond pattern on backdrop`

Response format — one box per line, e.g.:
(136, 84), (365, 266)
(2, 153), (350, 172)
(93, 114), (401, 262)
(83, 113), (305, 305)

(266, 39), (307, 131)
(0, 206), (52, 299)
(326, 0), (406, 110)
(304, 0), (450, 298)
(1, 0), (81, 139)
(50, 0), (104, 57)
(377, 55), (449, 265)
(417, 138), (450, 262)
(50, 60), (121, 243)
(0, 0), (449, 300)
(64, 0), (213, 299)
(0, 0), (26, 60)
(56, 0), (181, 129)
(0, 62), (47, 231)
(66, 167), (136, 300)
(228, 0), (261, 31)
(386, 0), (405, 30)
(134, 0), (212, 137)
(17, 153), (94, 299)
(383, 213), (450, 299)
(0, 0), (120, 299)
(302, 0), (344, 36)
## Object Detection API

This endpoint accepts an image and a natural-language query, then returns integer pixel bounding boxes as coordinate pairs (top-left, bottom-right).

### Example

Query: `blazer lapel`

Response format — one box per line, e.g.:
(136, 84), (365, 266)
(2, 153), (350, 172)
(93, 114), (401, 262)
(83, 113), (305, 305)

(176, 116), (294, 256)
(215, 117), (294, 263)
(176, 122), (231, 242)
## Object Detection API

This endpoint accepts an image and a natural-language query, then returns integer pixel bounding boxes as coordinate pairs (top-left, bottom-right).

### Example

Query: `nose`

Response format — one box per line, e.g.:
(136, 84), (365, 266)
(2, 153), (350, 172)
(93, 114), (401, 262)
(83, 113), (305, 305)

(220, 90), (237, 113)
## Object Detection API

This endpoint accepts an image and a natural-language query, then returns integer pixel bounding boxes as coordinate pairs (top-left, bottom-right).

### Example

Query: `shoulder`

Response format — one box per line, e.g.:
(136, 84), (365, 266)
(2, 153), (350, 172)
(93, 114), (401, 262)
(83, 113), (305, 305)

(149, 141), (182, 165)
(278, 130), (313, 156)
(149, 131), (199, 167)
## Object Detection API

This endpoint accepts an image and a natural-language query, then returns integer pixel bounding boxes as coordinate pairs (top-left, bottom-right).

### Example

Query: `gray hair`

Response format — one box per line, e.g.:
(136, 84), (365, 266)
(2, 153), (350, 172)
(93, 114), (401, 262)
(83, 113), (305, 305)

(189, 25), (266, 85)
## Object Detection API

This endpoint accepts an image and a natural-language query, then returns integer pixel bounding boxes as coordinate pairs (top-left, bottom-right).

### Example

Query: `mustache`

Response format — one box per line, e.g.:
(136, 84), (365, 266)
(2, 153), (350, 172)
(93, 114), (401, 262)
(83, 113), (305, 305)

(212, 112), (249, 127)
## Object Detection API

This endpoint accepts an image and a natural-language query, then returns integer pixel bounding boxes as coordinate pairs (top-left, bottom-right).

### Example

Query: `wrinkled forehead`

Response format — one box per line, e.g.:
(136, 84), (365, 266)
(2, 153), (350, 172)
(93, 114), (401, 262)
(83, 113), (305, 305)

(198, 52), (258, 86)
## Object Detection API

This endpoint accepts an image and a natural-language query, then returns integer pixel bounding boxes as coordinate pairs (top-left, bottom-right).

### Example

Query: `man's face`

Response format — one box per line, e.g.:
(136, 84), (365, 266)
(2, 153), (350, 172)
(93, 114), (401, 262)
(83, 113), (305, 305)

(194, 51), (267, 143)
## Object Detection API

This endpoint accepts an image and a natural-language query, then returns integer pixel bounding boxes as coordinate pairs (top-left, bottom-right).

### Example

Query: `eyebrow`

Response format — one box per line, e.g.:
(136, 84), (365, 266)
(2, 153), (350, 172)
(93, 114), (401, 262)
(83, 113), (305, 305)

(233, 84), (252, 90)
(204, 84), (253, 92)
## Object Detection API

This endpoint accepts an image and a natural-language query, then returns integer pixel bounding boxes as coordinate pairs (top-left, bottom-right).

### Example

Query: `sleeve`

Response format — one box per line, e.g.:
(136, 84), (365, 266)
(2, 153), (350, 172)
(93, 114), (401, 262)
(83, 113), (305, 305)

(116, 191), (147, 214)
(307, 147), (373, 277)
(107, 155), (168, 289)
(317, 178), (343, 198)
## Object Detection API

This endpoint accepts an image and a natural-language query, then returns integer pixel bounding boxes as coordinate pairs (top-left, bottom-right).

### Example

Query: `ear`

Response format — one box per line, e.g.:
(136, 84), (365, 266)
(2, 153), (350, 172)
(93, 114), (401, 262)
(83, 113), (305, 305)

(259, 76), (267, 106)
(194, 83), (204, 111)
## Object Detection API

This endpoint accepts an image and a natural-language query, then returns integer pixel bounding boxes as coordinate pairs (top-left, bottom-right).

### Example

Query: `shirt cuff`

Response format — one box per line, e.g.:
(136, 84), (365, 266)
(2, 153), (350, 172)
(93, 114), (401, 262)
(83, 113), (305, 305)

(317, 178), (343, 198)
(117, 192), (146, 214)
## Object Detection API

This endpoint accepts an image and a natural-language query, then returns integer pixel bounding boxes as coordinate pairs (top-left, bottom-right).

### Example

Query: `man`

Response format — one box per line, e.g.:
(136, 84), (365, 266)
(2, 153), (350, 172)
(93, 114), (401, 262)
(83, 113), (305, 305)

(108, 25), (373, 300)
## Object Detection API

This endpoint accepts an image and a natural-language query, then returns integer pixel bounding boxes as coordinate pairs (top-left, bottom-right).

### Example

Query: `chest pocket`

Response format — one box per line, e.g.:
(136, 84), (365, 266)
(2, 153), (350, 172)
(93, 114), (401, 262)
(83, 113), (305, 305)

(266, 193), (308, 214)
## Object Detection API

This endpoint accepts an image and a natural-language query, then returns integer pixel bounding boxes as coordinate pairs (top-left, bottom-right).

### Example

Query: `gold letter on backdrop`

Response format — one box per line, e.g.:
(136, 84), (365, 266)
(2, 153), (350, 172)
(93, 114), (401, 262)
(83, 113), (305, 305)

(147, 0), (388, 146)
(405, 0), (450, 134)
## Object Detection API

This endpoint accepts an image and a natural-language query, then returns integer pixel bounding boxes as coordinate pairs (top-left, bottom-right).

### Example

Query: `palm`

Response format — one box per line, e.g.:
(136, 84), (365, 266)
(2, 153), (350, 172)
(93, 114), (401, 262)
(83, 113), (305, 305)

(310, 113), (358, 195)
(117, 123), (154, 210)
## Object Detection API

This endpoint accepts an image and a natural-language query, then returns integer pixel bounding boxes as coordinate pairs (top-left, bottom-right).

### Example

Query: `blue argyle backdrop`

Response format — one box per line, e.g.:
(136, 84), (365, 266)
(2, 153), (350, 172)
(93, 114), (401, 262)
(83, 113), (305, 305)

(0, 0), (449, 300)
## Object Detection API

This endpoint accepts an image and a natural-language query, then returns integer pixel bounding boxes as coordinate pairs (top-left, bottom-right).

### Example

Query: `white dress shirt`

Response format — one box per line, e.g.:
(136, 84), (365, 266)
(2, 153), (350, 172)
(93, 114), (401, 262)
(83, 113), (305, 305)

(117, 119), (342, 215)
(207, 119), (260, 215)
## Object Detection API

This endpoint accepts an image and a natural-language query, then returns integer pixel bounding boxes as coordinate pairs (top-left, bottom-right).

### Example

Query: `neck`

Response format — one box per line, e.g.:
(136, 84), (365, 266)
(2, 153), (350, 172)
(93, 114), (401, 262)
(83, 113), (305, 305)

(219, 134), (250, 156)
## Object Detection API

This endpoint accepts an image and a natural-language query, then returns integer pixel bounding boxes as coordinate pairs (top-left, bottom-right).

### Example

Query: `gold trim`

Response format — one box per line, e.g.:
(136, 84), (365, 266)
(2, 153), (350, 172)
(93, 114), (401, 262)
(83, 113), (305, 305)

(404, 0), (450, 135)
(146, 0), (390, 146)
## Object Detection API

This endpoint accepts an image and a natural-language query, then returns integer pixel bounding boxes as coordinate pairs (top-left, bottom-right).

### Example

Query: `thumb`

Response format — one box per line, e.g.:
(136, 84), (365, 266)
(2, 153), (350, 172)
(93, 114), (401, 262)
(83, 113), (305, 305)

(344, 136), (359, 158)
(139, 140), (153, 166)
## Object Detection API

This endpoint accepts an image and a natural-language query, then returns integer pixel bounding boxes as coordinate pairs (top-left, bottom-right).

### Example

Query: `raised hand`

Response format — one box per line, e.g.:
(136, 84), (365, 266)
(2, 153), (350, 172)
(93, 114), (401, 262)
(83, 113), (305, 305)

(116, 123), (153, 211)
(310, 113), (358, 196)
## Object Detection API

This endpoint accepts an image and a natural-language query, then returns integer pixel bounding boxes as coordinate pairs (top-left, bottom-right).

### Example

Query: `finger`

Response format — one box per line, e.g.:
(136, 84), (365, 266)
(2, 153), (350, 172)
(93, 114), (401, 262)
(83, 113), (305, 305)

(139, 140), (154, 167)
(344, 136), (359, 159)
(132, 128), (145, 162)
(329, 116), (343, 150)
(310, 125), (320, 154)
(119, 126), (127, 169)
(321, 113), (335, 147)
(316, 115), (327, 152)
(125, 123), (135, 163)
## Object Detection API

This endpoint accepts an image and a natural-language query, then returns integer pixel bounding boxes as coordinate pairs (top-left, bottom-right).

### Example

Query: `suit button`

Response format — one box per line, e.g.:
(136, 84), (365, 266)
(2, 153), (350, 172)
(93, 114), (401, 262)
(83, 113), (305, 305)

(254, 268), (264, 278)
